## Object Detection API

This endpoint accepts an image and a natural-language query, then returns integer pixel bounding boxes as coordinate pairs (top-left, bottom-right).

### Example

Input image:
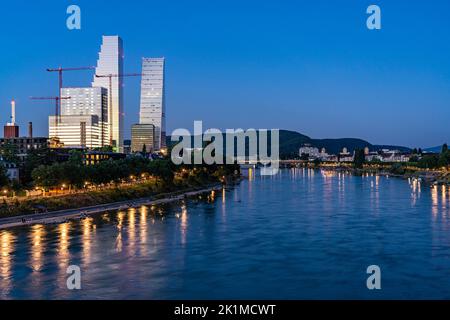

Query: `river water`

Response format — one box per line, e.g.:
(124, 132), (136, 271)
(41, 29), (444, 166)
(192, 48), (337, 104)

(1, 168), (450, 299)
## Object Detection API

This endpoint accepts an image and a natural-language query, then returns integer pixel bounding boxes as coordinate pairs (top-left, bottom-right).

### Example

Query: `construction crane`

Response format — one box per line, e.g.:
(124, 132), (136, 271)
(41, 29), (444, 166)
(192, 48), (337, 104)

(30, 96), (71, 138)
(47, 66), (95, 119)
(95, 73), (144, 146)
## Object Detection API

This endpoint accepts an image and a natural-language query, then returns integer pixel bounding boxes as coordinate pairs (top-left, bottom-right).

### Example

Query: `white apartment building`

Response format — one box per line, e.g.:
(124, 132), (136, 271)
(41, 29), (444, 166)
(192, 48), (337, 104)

(299, 145), (320, 158)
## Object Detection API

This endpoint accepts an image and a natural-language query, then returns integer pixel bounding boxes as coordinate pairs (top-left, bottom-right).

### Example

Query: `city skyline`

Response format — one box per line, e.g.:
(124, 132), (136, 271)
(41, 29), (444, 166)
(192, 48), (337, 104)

(0, 1), (449, 148)
(1, 1), (450, 304)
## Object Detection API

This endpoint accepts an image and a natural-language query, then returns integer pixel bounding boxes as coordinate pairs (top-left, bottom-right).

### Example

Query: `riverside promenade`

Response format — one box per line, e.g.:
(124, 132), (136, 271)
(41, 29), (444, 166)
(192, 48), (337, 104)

(0, 185), (223, 230)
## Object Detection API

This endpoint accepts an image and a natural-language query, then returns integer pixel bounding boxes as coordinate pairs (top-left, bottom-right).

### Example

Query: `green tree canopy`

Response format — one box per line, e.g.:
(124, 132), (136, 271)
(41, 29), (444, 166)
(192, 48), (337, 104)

(353, 148), (365, 169)
(0, 142), (19, 163)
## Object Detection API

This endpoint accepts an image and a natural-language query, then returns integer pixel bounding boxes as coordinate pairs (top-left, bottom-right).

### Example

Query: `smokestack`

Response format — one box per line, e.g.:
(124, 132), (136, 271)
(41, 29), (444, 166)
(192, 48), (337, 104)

(4, 99), (19, 138)
(11, 99), (16, 124)
(28, 122), (33, 139)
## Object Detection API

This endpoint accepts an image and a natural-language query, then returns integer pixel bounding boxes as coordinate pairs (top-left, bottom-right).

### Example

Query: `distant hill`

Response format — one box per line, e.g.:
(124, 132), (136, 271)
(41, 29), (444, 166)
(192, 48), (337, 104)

(276, 131), (375, 157)
(166, 129), (410, 158)
(310, 138), (371, 155)
(274, 130), (410, 157)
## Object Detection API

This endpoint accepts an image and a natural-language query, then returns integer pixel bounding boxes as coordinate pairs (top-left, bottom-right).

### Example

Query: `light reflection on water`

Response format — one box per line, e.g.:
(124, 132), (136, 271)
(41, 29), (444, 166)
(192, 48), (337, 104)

(82, 218), (93, 266)
(140, 206), (148, 250)
(1, 169), (450, 299)
(0, 231), (14, 297)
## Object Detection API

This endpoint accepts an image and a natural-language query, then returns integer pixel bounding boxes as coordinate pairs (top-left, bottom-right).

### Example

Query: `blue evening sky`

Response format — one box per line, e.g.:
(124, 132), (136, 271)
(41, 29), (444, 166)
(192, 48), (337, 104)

(0, 0), (449, 147)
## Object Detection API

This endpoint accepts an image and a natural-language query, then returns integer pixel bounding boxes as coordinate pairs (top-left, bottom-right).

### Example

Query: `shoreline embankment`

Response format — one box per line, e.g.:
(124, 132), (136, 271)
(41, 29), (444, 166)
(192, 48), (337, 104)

(0, 184), (224, 230)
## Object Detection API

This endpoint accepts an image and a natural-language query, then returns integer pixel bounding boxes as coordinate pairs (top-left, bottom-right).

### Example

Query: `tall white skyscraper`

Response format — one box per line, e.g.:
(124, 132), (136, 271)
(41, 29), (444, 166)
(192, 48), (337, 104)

(139, 57), (166, 150)
(92, 36), (124, 152)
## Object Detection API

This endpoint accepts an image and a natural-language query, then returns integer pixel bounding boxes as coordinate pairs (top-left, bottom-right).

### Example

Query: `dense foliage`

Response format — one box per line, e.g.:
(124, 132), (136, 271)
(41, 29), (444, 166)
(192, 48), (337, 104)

(30, 150), (238, 191)
(31, 152), (175, 190)
(353, 148), (366, 169)
(0, 146), (240, 216)
(416, 145), (450, 169)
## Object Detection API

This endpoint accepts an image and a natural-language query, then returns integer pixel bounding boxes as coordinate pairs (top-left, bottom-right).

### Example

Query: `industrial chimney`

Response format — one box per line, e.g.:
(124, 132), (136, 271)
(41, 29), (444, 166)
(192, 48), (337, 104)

(10, 99), (16, 125)
(4, 99), (19, 138)
(28, 122), (33, 139)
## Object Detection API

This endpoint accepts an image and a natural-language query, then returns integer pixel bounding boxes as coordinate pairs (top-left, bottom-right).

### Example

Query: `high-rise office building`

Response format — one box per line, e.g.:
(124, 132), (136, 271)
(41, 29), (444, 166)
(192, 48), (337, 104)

(131, 124), (155, 153)
(49, 115), (102, 149)
(92, 35), (124, 152)
(61, 87), (109, 146)
(139, 57), (166, 151)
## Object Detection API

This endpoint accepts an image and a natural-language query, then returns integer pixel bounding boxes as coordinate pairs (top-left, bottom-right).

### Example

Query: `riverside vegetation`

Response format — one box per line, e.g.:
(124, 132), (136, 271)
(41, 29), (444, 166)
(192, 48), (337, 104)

(0, 147), (240, 218)
(313, 144), (450, 184)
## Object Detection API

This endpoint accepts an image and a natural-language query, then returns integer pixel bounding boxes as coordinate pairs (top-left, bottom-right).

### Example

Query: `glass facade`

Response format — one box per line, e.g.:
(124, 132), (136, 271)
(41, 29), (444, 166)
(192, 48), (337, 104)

(92, 36), (124, 151)
(139, 57), (166, 150)
(131, 124), (155, 153)
(49, 115), (102, 148)
(61, 87), (109, 146)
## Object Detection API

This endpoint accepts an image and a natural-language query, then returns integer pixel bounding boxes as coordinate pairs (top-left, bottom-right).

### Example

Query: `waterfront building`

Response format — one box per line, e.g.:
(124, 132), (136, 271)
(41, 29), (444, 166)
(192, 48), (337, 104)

(92, 35), (124, 152)
(326, 155), (339, 162)
(49, 115), (102, 149)
(1, 108), (47, 159)
(61, 87), (109, 146)
(0, 157), (19, 181)
(131, 124), (155, 153)
(364, 149), (411, 163)
(299, 144), (320, 160)
(84, 151), (126, 165)
(365, 151), (382, 162)
(318, 148), (329, 161)
(139, 57), (166, 151)
(379, 150), (410, 162)
(339, 147), (353, 162)
(299, 146), (320, 157)
(0, 137), (48, 160)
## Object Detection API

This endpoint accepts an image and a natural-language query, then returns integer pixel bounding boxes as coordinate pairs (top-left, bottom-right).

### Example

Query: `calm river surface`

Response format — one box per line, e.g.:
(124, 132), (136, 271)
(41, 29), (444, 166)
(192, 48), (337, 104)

(1, 169), (450, 299)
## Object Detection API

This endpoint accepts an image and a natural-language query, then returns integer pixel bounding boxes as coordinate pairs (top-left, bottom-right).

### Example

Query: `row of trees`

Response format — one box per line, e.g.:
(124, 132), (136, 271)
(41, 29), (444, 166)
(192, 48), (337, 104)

(353, 149), (366, 169)
(390, 145), (450, 174)
(0, 140), (241, 193)
(30, 150), (239, 191)
(416, 144), (450, 169)
(0, 144), (64, 190)
(31, 151), (174, 190)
